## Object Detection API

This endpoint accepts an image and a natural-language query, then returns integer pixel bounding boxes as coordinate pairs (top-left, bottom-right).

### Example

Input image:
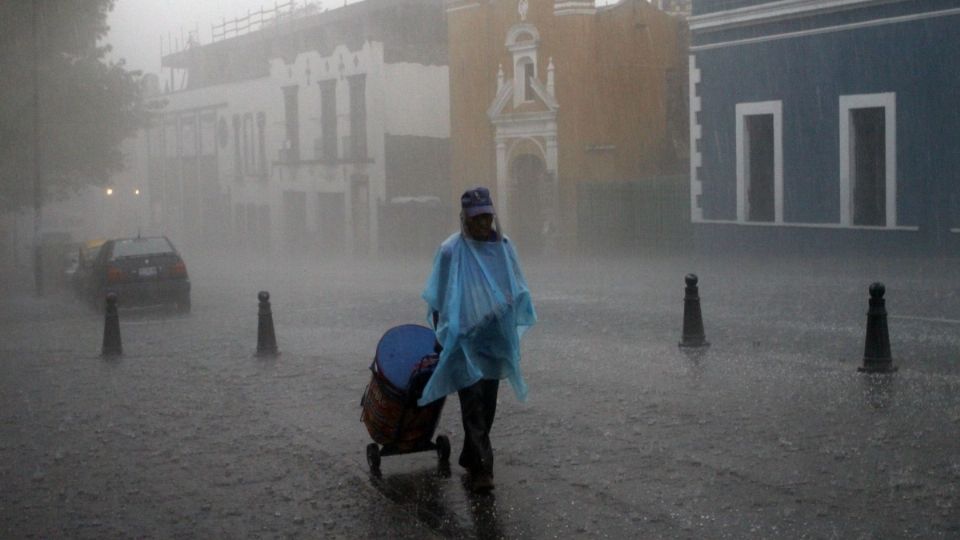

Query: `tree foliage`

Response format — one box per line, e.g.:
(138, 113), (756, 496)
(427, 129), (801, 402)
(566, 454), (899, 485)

(0, 0), (148, 212)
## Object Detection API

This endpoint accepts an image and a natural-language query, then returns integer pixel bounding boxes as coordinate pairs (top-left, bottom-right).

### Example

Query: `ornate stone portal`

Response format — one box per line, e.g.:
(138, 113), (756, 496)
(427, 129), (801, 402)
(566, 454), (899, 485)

(487, 16), (559, 254)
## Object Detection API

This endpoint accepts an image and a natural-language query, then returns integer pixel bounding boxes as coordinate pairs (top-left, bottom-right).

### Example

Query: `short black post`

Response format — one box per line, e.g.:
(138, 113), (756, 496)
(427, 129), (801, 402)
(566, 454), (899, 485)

(102, 292), (122, 357)
(256, 291), (279, 357)
(858, 282), (896, 373)
(679, 274), (709, 349)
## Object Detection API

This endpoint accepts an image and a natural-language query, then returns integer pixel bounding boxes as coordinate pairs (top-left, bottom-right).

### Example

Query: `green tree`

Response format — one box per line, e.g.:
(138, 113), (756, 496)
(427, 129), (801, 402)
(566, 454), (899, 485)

(0, 0), (148, 212)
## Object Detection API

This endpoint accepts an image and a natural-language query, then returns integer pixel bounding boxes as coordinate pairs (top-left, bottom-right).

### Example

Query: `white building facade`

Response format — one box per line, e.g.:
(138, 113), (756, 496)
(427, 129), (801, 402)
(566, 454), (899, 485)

(148, 0), (450, 258)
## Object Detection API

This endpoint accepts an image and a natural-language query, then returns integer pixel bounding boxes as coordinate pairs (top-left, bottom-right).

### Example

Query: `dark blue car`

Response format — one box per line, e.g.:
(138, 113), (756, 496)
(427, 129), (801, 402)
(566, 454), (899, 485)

(89, 236), (191, 313)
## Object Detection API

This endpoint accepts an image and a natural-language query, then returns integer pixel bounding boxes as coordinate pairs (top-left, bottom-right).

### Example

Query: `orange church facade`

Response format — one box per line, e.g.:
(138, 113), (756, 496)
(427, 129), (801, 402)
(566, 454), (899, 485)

(446, 0), (687, 254)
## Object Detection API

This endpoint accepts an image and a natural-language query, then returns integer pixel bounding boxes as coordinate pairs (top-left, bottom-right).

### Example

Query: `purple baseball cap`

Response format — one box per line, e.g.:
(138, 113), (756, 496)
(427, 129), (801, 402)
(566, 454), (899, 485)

(461, 186), (495, 217)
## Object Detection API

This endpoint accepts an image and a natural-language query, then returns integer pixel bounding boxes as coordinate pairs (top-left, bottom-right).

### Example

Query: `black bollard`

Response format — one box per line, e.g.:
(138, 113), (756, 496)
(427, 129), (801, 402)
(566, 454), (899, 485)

(679, 274), (710, 349)
(858, 282), (897, 373)
(256, 291), (279, 357)
(102, 292), (122, 357)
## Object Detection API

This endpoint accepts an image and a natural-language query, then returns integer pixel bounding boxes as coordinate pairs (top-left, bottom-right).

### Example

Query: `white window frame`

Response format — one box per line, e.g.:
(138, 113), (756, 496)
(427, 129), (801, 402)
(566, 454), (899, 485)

(839, 92), (896, 227)
(506, 24), (540, 109)
(513, 55), (537, 107)
(521, 60), (536, 102)
(736, 101), (783, 223)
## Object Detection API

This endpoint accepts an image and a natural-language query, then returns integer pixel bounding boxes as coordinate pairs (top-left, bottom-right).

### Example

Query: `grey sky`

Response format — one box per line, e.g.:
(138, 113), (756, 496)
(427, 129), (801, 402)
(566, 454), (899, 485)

(105, 0), (623, 75)
(105, 0), (297, 75)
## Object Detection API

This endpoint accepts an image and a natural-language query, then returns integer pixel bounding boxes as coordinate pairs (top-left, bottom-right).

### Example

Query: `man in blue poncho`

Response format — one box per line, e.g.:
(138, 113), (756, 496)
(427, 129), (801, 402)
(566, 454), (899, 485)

(419, 186), (536, 492)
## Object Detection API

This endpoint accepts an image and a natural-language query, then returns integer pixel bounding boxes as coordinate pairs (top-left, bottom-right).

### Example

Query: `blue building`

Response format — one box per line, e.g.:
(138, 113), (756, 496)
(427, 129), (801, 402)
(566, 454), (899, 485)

(688, 0), (960, 255)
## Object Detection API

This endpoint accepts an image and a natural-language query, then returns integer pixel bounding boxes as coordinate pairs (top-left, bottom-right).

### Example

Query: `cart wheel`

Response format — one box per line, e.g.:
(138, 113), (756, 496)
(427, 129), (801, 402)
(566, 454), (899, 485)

(366, 443), (381, 474)
(435, 435), (451, 463)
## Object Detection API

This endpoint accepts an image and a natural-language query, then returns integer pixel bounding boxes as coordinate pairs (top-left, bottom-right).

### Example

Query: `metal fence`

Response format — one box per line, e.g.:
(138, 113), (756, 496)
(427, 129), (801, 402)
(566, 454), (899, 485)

(211, 1), (298, 43)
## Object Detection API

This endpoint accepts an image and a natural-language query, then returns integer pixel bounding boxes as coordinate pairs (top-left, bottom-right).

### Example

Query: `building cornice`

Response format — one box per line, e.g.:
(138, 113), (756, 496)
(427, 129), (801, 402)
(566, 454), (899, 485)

(690, 6), (960, 51)
(529, 77), (558, 110)
(445, 0), (481, 14)
(158, 101), (230, 115)
(689, 0), (907, 32)
(487, 78), (558, 120)
(487, 80), (514, 120)
(554, 1), (597, 17)
(491, 110), (558, 128)
(505, 23), (540, 48)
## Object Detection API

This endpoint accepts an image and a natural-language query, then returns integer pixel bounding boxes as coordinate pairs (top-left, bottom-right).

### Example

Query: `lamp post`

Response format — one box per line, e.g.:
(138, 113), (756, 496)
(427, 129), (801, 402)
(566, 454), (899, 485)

(103, 187), (114, 237)
(134, 187), (143, 234)
(32, 1), (44, 296)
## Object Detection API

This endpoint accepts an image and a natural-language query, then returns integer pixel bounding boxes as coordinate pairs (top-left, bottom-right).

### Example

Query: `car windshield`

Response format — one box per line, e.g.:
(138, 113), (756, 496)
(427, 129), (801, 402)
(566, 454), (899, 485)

(112, 238), (175, 258)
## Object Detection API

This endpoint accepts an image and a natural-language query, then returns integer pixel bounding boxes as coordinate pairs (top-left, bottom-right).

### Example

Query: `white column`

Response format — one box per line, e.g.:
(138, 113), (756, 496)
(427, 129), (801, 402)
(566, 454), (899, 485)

(545, 134), (560, 253)
(343, 166), (355, 256)
(547, 57), (555, 97)
(546, 135), (558, 177)
(496, 139), (509, 232)
(689, 54), (703, 222)
(546, 134), (559, 218)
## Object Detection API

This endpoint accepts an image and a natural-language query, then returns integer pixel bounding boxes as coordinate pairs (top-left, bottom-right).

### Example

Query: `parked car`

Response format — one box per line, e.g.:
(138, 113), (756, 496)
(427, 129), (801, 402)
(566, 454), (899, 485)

(88, 236), (191, 313)
(70, 238), (106, 296)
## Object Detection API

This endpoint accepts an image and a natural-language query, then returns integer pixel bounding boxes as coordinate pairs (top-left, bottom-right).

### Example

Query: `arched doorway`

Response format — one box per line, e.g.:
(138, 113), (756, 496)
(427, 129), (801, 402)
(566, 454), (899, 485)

(509, 154), (545, 255)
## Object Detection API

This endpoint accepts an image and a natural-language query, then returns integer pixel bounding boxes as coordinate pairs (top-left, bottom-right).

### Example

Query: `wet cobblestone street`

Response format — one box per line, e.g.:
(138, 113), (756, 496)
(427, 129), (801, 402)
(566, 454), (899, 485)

(2, 252), (958, 538)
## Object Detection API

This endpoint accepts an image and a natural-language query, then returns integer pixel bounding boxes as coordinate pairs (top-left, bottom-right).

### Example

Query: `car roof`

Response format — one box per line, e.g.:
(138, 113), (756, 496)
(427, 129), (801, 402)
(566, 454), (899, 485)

(110, 236), (167, 242)
(108, 236), (177, 255)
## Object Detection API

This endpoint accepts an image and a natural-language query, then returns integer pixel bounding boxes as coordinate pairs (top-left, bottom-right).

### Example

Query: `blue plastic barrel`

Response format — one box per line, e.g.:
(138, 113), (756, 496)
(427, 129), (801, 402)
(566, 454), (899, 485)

(374, 324), (437, 391)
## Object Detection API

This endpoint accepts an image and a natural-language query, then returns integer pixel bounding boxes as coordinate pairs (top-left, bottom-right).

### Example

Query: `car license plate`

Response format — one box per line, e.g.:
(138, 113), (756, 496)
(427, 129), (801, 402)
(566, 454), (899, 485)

(138, 266), (157, 278)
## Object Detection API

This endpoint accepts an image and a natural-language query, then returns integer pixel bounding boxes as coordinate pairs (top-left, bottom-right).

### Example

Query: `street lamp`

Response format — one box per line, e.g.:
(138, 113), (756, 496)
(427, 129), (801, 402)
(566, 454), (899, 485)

(101, 187), (116, 237)
(133, 188), (144, 233)
(32, 1), (44, 296)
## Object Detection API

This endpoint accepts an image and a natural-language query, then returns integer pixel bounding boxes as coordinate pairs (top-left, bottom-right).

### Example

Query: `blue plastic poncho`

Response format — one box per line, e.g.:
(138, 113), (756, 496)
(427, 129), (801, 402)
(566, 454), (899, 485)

(417, 232), (537, 406)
